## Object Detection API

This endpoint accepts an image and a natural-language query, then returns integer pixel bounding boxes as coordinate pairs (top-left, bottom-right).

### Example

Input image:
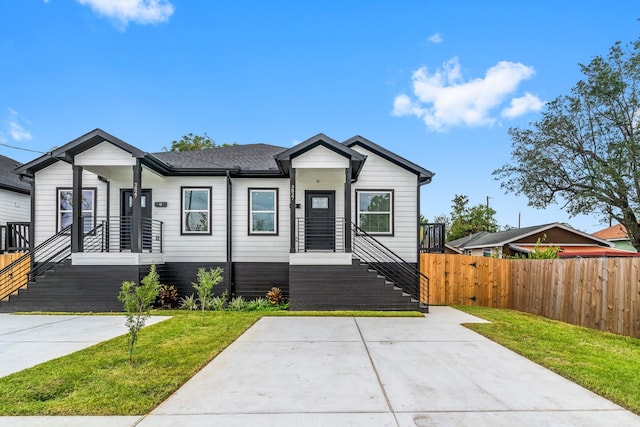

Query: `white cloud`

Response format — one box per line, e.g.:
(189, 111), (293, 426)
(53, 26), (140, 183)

(428, 33), (443, 44)
(5, 108), (32, 141)
(501, 92), (545, 118)
(76, 0), (174, 27)
(393, 57), (540, 131)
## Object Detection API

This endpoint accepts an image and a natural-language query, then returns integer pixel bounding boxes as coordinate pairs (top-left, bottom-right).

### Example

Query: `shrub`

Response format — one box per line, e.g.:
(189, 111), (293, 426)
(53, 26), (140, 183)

(208, 290), (228, 311)
(228, 296), (247, 311)
(245, 297), (271, 311)
(118, 264), (161, 362)
(179, 294), (198, 310)
(157, 284), (180, 309)
(266, 287), (283, 305)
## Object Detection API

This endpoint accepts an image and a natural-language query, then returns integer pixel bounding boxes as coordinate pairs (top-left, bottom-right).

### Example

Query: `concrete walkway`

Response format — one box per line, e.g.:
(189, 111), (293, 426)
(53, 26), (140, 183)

(0, 314), (170, 378)
(1, 308), (639, 426)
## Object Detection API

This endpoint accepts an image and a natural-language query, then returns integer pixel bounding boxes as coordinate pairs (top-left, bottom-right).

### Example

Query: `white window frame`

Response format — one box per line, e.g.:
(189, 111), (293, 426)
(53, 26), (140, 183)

(249, 188), (278, 235)
(356, 190), (393, 235)
(181, 187), (211, 235)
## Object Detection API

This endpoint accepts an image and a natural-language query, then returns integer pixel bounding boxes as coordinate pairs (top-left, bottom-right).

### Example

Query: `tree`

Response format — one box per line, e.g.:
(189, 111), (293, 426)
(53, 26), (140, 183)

(192, 267), (224, 323)
(493, 36), (640, 251)
(165, 133), (237, 152)
(118, 264), (161, 363)
(447, 194), (498, 241)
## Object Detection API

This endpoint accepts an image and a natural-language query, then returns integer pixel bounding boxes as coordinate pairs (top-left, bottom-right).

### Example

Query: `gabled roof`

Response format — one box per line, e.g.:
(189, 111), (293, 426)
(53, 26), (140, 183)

(15, 129), (432, 182)
(343, 135), (434, 184)
(275, 133), (367, 179)
(0, 154), (29, 194)
(16, 128), (154, 177)
(592, 223), (630, 241)
(447, 223), (612, 250)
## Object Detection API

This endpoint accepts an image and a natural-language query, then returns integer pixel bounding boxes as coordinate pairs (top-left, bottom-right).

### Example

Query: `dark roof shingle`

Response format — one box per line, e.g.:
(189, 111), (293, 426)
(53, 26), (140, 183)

(152, 144), (286, 170)
(0, 154), (29, 193)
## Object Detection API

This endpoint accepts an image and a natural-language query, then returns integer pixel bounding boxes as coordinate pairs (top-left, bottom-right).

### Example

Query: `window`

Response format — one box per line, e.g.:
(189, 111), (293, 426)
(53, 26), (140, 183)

(357, 190), (393, 235)
(57, 188), (96, 233)
(249, 188), (278, 234)
(181, 187), (211, 234)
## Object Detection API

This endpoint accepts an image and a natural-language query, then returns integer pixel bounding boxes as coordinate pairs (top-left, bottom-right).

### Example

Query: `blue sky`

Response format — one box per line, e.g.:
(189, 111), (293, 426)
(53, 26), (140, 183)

(1, 1), (639, 233)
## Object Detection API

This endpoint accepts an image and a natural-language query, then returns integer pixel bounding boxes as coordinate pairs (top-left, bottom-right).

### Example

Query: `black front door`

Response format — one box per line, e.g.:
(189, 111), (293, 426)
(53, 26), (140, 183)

(305, 191), (335, 251)
(121, 189), (152, 251)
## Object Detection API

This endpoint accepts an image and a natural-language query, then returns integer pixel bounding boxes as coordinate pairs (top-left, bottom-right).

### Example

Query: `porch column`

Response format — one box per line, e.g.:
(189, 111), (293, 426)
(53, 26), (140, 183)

(71, 165), (83, 253)
(344, 166), (352, 253)
(289, 165), (296, 253)
(131, 159), (142, 253)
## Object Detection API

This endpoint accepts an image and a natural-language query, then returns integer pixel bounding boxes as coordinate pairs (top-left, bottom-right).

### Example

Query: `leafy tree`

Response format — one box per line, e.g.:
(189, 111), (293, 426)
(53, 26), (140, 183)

(447, 194), (498, 241)
(165, 133), (237, 152)
(118, 264), (161, 363)
(192, 267), (224, 323)
(494, 36), (640, 251)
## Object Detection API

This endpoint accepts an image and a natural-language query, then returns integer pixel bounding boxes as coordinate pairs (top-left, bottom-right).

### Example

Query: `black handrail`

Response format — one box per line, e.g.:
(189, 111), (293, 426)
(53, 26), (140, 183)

(351, 222), (429, 311)
(0, 225), (72, 300)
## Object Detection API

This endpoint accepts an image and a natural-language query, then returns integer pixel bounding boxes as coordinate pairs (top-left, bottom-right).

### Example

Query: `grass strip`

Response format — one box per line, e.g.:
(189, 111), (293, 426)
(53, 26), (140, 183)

(0, 309), (420, 415)
(455, 305), (640, 415)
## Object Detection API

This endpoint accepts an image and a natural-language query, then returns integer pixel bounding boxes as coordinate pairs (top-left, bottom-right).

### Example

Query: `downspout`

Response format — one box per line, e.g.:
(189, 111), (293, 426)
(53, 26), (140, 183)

(226, 171), (234, 296)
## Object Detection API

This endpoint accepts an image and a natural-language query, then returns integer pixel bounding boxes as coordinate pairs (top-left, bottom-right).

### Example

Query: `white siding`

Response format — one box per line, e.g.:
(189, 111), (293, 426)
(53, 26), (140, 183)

(75, 141), (137, 166)
(295, 168), (345, 221)
(351, 146), (418, 263)
(34, 161), (107, 247)
(106, 168), (227, 263)
(291, 145), (349, 169)
(232, 177), (290, 262)
(0, 189), (29, 226)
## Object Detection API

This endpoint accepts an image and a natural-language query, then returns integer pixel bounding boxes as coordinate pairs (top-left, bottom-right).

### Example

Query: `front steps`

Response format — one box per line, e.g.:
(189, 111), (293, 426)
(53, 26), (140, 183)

(0, 260), (138, 312)
(289, 259), (423, 311)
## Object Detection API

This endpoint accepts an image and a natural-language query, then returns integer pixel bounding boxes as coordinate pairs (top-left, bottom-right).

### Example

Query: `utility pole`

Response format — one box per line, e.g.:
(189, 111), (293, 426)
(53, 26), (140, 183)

(486, 196), (491, 209)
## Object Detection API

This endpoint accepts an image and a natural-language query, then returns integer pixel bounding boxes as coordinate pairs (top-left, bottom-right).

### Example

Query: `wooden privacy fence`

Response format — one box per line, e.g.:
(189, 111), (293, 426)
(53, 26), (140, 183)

(0, 253), (29, 301)
(421, 254), (640, 338)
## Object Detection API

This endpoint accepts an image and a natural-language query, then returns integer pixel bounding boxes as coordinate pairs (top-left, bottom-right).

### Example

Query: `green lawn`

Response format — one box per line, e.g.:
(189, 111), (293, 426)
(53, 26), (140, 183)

(455, 305), (640, 415)
(0, 309), (421, 415)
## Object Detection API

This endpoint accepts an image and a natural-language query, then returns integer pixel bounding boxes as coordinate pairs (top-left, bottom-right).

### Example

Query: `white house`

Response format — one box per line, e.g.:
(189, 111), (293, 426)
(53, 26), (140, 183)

(0, 154), (30, 252)
(4, 129), (434, 311)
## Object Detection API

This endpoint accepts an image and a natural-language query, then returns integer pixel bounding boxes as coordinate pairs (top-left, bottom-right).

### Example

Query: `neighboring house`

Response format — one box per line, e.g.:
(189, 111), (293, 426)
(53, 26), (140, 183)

(0, 154), (30, 252)
(592, 223), (638, 252)
(1, 129), (434, 312)
(445, 222), (640, 258)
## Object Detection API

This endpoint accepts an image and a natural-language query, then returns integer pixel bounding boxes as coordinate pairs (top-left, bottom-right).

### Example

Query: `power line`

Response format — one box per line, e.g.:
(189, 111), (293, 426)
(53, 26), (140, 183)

(0, 142), (46, 154)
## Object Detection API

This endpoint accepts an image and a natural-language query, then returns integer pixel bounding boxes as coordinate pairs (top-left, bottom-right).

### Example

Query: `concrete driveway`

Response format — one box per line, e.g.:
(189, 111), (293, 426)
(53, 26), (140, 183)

(0, 308), (639, 426)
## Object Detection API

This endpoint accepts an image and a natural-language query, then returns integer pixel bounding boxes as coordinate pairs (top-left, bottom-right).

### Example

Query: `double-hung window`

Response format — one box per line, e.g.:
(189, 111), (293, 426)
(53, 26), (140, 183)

(181, 187), (211, 234)
(57, 188), (96, 233)
(356, 190), (393, 235)
(249, 188), (278, 235)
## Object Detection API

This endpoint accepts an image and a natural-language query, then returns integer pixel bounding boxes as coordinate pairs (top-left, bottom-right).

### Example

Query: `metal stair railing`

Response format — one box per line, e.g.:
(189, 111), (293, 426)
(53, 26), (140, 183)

(0, 225), (72, 301)
(351, 222), (429, 311)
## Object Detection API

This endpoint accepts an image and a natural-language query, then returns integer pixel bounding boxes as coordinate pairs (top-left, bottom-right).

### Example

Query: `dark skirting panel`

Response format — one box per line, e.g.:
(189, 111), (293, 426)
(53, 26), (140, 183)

(232, 262), (289, 300)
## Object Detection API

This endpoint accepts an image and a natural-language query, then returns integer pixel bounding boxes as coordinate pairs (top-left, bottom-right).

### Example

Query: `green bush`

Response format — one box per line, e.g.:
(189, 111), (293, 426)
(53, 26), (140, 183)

(228, 296), (247, 311)
(208, 291), (228, 311)
(179, 294), (197, 310)
(245, 297), (272, 311)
